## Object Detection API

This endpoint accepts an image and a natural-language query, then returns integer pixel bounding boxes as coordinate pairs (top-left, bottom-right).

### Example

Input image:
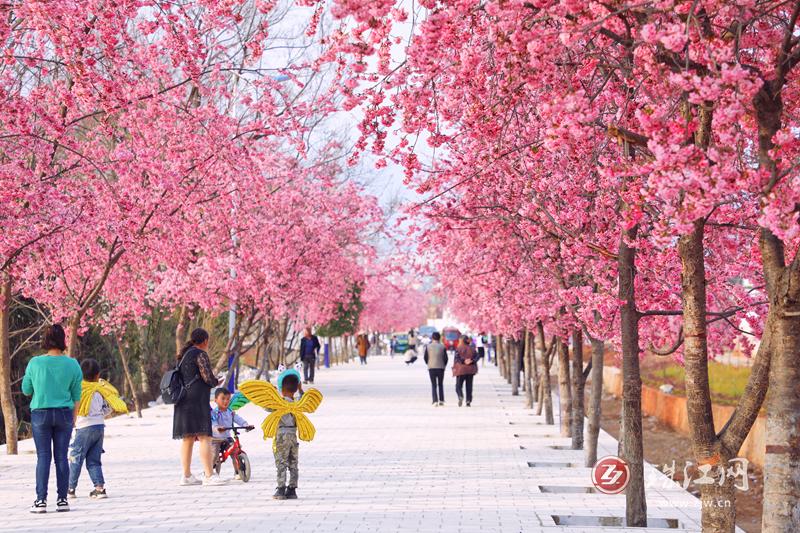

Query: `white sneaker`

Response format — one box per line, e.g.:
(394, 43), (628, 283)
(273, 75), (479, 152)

(234, 473), (242, 481)
(179, 474), (202, 486)
(30, 499), (47, 513)
(202, 474), (228, 486)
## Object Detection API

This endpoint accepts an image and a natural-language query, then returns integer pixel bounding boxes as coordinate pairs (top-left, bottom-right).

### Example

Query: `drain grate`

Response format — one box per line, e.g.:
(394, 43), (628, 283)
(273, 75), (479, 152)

(539, 485), (597, 494)
(552, 516), (679, 528)
(527, 461), (576, 468)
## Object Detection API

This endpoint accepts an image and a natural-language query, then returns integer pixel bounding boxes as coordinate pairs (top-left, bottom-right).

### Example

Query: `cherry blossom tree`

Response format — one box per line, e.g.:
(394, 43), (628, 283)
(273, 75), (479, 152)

(327, 1), (797, 530)
(0, 0), (384, 455)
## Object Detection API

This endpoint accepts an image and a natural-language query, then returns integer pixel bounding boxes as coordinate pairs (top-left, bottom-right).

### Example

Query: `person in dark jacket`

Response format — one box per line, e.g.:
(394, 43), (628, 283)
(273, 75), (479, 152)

(299, 328), (321, 384)
(173, 328), (226, 486)
(424, 332), (448, 406)
(453, 335), (479, 407)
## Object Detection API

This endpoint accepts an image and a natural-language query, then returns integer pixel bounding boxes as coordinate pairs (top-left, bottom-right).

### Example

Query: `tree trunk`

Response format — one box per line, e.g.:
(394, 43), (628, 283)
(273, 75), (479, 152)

(67, 246), (124, 357)
(137, 321), (154, 400)
(753, 62), (800, 529)
(535, 330), (544, 415)
(227, 310), (256, 389)
(520, 339), (527, 392)
(679, 220), (736, 532)
(537, 323), (554, 424)
(518, 335), (526, 391)
(496, 334), (505, 379)
(276, 316), (288, 366)
(140, 369), (151, 398)
(523, 330), (534, 408)
(556, 338), (572, 438)
(759, 230), (800, 533)
(67, 315), (81, 358)
(571, 328), (586, 450)
(763, 296), (800, 533)
(530, 329), (540, 406)
(0, 277), (18, 454)
(216, 308), (243, 372)
(585, 336), (604, 467)
(256, 340), (271, 380)
(510, 337), (520, 396)
(506, 337), (513, 383)
(536, 380), (544, 413)
(174, 305), (190, 360)
(619, 224), (647, 527)
(618, 397), (625, 458)
(256, 320), (272, 380)
(116, 335), (142, 418)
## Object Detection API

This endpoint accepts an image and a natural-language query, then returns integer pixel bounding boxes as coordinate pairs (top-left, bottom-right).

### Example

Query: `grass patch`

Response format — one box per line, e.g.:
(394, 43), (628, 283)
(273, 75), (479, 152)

(642, 361), (752, 406)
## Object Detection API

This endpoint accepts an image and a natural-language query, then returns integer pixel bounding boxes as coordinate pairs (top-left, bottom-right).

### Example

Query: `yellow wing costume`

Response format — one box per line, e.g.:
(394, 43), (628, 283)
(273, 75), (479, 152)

(238, 380), (323, 442)
(78, 379), (128, 417)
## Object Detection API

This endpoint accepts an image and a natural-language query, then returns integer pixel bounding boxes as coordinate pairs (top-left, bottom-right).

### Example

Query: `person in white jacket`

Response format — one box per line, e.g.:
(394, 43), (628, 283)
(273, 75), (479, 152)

(475, 333), (486, 365)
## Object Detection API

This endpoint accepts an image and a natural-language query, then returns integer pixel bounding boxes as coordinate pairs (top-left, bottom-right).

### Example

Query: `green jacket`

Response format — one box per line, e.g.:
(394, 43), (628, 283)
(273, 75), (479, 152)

(22, 355), (82, 410)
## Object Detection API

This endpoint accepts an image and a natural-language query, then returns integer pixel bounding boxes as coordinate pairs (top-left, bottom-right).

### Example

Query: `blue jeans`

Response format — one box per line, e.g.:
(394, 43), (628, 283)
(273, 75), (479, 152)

(31, 407), (74, 501)
(69, 425), (105, 490)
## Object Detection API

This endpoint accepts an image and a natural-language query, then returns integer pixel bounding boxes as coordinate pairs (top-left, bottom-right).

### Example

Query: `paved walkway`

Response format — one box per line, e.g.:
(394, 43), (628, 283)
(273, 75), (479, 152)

(1, 356), (705, 532)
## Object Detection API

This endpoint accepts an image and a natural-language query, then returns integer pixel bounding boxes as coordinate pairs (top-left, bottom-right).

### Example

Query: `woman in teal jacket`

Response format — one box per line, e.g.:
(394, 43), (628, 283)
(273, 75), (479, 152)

(21, 324), (82, 514)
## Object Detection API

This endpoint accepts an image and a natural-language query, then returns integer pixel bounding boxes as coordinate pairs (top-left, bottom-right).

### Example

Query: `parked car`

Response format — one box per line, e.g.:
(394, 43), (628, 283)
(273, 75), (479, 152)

(393, 333), (409, 353)
(442, 327), (461, 350)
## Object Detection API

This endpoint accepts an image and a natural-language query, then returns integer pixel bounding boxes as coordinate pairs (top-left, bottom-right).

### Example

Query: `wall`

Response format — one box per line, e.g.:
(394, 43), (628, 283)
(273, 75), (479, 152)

(602, 366), (765, 468)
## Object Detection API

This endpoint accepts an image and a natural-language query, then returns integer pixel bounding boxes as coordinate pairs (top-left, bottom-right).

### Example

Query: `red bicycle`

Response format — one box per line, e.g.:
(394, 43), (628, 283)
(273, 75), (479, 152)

(213, 425), (254, 482)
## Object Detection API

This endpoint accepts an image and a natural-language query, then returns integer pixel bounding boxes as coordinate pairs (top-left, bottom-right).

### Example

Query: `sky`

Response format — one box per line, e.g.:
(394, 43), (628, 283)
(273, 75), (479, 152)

(256, 0), (437, 288)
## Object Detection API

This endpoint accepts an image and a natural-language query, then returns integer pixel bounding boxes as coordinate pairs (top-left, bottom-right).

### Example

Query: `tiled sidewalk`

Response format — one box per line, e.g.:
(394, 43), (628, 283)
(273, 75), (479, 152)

(0, 356), (706, 532)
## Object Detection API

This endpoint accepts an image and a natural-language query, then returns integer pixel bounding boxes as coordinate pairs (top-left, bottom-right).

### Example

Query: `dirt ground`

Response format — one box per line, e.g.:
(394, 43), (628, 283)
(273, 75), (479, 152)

(599, 393), (763, 533)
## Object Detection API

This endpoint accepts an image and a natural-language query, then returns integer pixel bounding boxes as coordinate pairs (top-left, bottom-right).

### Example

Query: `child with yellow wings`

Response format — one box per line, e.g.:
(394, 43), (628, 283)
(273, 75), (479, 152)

(236, 364), (322, 500)
(68, 358), (128, 499)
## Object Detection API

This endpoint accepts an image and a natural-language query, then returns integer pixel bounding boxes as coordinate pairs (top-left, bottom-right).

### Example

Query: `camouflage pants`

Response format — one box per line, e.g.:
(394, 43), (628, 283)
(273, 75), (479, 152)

(274, 432), (299, 488)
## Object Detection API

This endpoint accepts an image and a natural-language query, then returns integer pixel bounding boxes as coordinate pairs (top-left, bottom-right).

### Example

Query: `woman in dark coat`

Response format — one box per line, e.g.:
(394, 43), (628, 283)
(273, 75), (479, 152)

(453, 335), (479, 407)
(173, 328), (225, 486)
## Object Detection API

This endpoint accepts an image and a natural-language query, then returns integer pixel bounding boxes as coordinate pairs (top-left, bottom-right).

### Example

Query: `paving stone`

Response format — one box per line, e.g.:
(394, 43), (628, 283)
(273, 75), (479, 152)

(0, 357), (730, 532)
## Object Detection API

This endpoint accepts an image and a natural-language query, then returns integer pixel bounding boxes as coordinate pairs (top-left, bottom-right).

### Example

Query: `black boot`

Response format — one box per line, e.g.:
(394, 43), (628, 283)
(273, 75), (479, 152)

(273, 486), (286, 500)
(285, 487), (298, 499)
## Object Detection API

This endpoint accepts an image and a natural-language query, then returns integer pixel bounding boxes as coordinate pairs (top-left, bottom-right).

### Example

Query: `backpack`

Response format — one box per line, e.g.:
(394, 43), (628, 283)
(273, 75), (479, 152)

(160, 351), (199, 405)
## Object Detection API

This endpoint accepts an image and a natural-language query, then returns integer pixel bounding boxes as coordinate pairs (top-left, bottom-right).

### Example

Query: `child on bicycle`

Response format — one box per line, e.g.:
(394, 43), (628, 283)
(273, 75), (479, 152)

(211, 388), (251, 479)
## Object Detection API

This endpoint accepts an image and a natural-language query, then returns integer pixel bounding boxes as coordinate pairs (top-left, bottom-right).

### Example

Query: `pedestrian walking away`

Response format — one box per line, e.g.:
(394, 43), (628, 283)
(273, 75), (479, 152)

(424, 332), (448, 406)
(370, 333), (379, 355)
(357, 333), (371, 365)
(21, 324), (83, 514)
(173, 328), (227, 487)
(453, 335), (479, 407)
(475, 333), (487, 366)
(299, 328), (321, 384)
(407, 330), (417, 355)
